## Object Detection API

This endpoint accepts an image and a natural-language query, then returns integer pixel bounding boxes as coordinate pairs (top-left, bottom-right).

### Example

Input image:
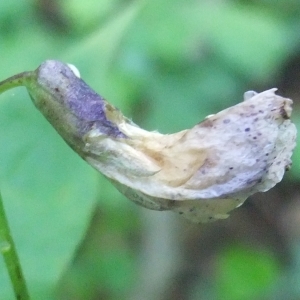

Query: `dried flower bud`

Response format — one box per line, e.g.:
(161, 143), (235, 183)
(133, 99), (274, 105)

(0, 60), (297, 222)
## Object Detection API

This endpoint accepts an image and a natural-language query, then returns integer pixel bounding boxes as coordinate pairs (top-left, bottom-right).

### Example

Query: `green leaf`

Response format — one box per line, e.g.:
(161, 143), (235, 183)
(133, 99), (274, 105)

(0, 88), (98, 298)
(0, 3), (142, 297)
(66, 1), (142, 89)
(214, 244), (280, 300)
(186, 2), (292, 82)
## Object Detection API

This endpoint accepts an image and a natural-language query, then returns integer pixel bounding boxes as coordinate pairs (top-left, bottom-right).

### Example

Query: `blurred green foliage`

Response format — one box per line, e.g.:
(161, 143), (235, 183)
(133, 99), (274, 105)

(0, 0), (299, 299)
(214, 244), (280, 300)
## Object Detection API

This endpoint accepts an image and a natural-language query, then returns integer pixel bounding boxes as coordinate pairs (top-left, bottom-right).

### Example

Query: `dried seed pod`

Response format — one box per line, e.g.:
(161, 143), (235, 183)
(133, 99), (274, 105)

(0, 60), (297, 222)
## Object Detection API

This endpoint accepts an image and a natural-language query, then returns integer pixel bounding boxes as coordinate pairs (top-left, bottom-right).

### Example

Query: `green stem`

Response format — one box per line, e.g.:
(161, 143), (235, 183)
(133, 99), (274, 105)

(0, 72), (33, 95)
(0, 71), (34, 299)
(0, 192), (30, 300)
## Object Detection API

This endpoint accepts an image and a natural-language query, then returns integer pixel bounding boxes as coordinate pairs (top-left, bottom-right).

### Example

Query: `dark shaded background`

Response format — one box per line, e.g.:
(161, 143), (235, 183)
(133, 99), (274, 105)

(0, 0), (300, 299)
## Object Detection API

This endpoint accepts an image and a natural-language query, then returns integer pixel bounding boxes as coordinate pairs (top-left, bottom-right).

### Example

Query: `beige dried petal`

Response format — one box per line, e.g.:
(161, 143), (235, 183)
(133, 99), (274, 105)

(84, 88), (297, 222)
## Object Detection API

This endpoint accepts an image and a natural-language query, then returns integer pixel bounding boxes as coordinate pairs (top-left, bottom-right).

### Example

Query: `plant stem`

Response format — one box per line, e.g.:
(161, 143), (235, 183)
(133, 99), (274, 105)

(0, 192), (30, 299)
(0, 72), (33, 95)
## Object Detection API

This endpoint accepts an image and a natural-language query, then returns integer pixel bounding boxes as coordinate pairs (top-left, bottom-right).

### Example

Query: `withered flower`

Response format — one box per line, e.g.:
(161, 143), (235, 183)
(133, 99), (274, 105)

(0, 60), (297, 222)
